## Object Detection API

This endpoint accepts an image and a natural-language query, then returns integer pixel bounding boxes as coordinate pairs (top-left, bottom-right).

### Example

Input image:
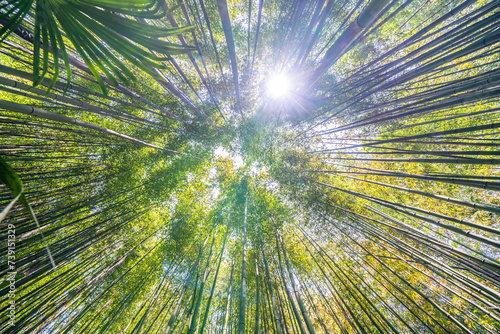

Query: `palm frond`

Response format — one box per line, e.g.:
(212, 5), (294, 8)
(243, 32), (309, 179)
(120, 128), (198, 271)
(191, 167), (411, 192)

(0, 0), (195, 93)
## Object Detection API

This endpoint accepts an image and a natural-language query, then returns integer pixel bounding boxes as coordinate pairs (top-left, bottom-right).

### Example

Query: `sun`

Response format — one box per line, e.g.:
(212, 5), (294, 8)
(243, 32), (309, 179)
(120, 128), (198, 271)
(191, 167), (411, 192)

(267, 73), (291, 99)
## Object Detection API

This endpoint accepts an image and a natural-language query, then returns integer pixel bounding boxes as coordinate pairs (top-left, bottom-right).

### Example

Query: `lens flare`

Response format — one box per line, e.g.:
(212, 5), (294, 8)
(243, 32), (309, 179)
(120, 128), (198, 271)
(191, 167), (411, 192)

(267, 73), (291, 98)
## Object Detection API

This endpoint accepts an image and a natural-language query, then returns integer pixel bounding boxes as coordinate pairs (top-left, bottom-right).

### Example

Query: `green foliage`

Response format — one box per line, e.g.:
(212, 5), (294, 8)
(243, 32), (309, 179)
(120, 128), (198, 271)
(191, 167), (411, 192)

(2, 0), (500, 333)
(1, 0), (194, 93)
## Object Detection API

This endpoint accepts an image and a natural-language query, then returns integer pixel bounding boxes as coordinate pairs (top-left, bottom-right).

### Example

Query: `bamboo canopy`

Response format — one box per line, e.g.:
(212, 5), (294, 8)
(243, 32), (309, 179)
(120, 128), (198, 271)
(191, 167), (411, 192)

(1, 0), (500, 333)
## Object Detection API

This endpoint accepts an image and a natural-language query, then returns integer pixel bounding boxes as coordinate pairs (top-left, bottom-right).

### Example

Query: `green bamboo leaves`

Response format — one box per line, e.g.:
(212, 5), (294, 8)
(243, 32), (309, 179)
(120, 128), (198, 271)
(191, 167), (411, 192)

(0, 0), (194, 93)
(2, 0), (500, 332)
(0, 155), (23, 222)
(0, 156), (56, 268)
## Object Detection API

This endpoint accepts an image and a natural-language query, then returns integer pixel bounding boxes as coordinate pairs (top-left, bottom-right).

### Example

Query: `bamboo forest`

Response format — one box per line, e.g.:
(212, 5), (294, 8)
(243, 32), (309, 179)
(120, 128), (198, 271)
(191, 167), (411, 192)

(2, 0), (500, 333)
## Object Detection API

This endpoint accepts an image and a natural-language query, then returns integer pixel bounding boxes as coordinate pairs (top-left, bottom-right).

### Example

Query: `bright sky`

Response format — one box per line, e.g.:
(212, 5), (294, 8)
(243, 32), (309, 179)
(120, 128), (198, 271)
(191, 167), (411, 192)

(267, 73), (291, 99)
(214, 146), (244, 168)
